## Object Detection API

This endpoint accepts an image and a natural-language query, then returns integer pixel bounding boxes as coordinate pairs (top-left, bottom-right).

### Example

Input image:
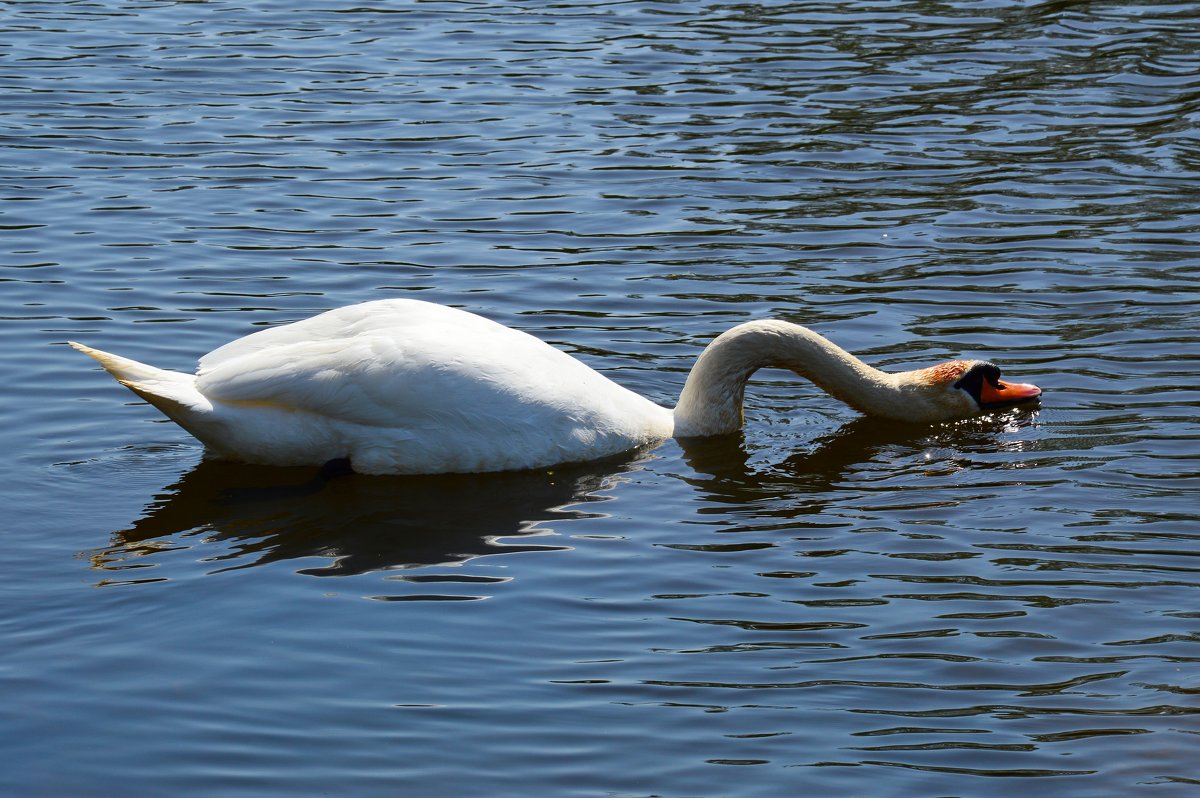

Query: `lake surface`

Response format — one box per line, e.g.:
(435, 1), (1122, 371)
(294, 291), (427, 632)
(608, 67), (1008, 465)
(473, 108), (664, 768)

(3, 1), (1199, 795)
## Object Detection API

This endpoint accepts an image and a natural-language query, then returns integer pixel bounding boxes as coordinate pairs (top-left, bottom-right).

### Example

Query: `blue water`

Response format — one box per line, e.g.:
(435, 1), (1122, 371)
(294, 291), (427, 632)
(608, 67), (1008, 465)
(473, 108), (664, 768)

(3, 1), (1199, 795)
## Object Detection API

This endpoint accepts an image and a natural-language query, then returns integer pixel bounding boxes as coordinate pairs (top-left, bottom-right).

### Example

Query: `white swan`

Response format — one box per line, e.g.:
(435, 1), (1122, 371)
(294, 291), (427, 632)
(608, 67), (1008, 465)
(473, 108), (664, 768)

(70, 298), (1041, 474)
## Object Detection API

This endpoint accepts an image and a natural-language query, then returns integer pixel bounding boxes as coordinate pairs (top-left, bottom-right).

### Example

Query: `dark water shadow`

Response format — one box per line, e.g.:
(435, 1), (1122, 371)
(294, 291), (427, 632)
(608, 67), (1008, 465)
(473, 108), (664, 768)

(88, 453), (641, 586)
(676, 410), (1042, 503)
(88, 411), (1039, 585)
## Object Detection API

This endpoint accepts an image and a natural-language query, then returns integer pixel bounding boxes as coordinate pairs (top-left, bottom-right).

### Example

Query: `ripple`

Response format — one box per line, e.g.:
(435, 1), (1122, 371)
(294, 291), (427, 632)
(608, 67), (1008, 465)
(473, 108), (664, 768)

(3, 0), (1199, 796)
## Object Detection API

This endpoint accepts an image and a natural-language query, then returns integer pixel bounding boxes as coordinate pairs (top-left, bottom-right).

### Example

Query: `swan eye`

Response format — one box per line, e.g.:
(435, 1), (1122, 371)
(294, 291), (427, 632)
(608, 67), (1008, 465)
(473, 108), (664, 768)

(952, 362), (1000, 402)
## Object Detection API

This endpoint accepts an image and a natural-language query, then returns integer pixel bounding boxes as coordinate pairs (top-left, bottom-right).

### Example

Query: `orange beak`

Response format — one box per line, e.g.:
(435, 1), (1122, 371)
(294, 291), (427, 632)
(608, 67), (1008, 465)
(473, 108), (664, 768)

(980, 378), (1042, 408)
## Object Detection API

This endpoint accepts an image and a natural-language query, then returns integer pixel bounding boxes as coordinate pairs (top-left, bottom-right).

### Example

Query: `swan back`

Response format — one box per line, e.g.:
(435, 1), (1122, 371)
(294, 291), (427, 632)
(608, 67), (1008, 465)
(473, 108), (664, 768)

(190, 299), (673, 473)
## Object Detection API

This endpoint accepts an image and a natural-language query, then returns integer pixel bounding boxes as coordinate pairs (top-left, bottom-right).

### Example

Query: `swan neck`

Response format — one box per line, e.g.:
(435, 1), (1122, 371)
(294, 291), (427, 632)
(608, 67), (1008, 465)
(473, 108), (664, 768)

(672, 320), (894, 437)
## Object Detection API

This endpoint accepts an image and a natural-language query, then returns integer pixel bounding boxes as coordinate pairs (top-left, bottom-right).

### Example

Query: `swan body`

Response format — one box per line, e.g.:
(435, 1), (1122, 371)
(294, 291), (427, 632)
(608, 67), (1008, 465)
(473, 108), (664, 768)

(71, 298), (1040, 474)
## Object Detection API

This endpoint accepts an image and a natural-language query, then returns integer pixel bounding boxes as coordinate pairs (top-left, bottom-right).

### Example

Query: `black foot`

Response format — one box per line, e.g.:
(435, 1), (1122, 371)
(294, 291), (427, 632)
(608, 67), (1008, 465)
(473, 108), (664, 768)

(319, 457), (355, 480)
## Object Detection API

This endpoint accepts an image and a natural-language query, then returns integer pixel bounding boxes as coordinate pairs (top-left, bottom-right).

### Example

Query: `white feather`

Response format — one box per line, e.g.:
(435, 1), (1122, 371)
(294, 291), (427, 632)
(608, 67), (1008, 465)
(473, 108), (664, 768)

(74, 300), (673, 474)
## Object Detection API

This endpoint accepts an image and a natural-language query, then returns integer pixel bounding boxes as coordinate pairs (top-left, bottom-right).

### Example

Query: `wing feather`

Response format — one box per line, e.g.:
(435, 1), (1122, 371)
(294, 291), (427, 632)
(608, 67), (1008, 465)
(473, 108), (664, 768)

(193, 299), (644, 436)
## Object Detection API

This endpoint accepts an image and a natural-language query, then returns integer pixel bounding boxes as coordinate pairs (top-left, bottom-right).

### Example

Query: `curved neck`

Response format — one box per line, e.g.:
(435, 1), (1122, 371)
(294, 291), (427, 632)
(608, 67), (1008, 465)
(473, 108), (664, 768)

(672, 320), (898, 437)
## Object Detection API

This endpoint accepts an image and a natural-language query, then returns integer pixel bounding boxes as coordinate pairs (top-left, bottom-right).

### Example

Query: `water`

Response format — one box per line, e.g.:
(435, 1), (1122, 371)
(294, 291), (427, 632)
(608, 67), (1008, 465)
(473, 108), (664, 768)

(3, 0), (1199, 795)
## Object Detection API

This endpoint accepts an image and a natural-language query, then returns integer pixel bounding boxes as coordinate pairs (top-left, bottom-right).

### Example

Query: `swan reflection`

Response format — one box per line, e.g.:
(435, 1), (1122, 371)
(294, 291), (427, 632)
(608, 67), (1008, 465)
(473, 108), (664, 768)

(88, 410), (1038, 588)
(88, 454), (640, 587)
(676, 410), (1042, 500)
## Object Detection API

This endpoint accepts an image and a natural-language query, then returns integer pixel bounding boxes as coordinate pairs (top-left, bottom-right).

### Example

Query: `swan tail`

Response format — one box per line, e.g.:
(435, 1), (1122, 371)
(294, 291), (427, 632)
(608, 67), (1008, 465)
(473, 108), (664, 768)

(69, 341), (212, 421)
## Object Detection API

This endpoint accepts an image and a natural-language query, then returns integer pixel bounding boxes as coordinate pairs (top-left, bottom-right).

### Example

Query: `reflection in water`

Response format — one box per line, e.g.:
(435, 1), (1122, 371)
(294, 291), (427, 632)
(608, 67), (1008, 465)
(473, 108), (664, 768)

(89, 454), (640, 592)
(678, 417), (917, 489)
(677, 409), (1042, 501)
(89, 411), (1043, 591)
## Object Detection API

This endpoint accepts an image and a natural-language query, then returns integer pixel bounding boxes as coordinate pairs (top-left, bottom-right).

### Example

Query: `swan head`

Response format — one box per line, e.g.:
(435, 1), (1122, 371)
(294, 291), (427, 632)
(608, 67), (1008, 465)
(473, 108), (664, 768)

(904, 359), (1042, 421)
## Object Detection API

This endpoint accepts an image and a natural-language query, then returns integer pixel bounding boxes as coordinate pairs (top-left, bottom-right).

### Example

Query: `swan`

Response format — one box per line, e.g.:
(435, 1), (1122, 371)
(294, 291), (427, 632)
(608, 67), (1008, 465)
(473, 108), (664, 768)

(70, 298), (1041, 474)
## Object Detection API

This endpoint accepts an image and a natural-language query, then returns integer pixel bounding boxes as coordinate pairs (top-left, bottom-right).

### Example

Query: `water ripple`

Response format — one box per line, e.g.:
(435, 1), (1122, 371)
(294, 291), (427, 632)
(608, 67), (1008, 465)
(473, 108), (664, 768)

(3, 0), (1199, 796)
